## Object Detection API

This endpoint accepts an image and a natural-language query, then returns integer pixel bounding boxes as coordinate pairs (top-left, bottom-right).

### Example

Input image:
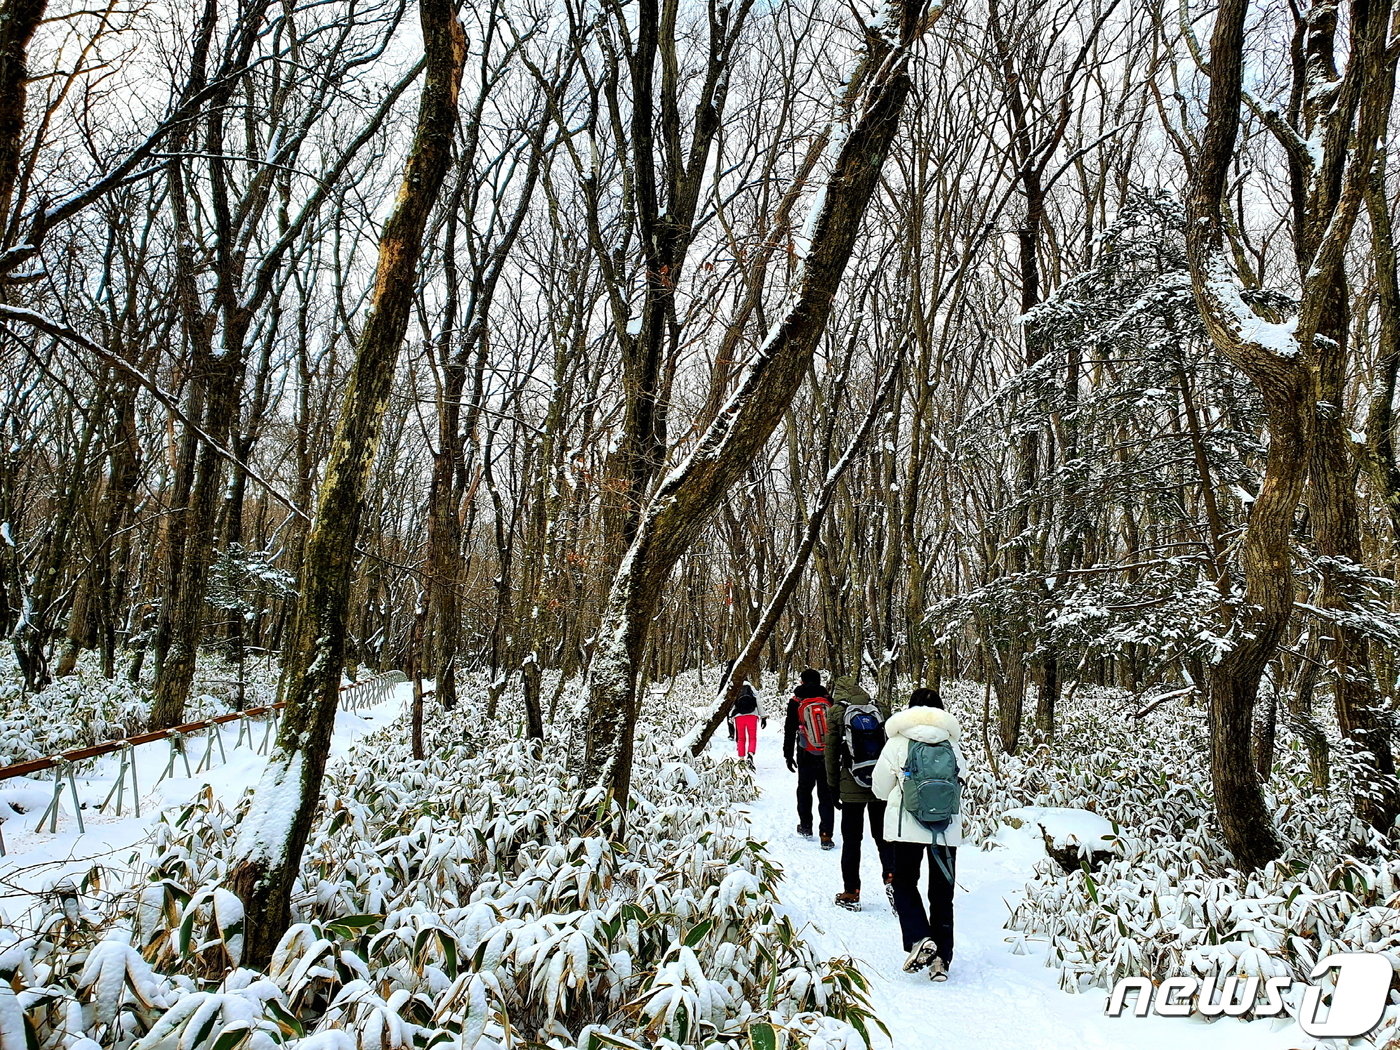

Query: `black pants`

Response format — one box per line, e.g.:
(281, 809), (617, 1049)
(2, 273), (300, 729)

(794, 751), (835, 836)
(839, 798), (893, 893)
(889, 840), (956, 961)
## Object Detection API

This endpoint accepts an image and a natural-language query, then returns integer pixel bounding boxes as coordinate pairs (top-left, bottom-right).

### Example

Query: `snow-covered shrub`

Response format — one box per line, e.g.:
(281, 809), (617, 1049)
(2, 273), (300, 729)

(927, 191), (1270, 688)
(940, 678), (1400, 1018)
(2, 676), (881, 1050)
(0, 651), (276, 765)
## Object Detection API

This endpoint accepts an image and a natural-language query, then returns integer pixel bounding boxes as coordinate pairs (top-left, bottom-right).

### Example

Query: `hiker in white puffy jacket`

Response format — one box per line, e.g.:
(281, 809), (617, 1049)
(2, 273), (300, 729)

(872, 688), (964, 982)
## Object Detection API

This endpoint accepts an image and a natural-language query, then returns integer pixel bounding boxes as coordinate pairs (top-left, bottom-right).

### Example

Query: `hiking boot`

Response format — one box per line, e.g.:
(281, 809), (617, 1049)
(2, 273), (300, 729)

(928, 957), (949, 982)
(820, 834), (836, 851)
(902, 937), (937, 973)
(797, 824), (813, 838)
(834, 891), (861, 912)
(745, 755), (755, 769)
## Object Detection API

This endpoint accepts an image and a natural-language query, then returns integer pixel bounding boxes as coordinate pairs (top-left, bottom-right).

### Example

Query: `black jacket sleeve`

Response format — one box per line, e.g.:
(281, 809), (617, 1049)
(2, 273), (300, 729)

(783, 697), (798, 762)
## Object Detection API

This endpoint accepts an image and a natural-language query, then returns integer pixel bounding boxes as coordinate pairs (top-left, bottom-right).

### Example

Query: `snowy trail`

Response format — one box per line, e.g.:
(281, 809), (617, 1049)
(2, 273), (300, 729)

(723, 719), (1302, 1050)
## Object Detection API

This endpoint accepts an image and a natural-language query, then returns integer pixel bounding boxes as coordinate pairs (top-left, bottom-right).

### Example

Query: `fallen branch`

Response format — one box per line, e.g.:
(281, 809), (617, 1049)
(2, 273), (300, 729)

(1131, 685), (1195, 719)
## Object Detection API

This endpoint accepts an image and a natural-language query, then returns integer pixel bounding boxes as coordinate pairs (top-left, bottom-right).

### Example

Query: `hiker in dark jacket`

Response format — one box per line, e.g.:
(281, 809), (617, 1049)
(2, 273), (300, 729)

(872, 688), (965, 982)
(824, 674), (895, 911)
(783, 668), (837, 848)
(726, 682), (767, 764)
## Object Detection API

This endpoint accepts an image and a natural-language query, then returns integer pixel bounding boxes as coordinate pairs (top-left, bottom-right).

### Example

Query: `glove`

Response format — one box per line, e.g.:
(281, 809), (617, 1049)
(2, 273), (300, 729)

(833, 798), (844, 809)
(761, 717), (769, 728)
(786, 757), (797, 773)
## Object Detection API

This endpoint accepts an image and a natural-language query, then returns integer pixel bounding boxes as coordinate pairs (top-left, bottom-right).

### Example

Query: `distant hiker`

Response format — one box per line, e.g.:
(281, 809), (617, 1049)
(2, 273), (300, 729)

(783, 667), (836, 848)
(872, 687), (964, 982)
(727, 682), (767, 765)
(825, 674), (895, 911)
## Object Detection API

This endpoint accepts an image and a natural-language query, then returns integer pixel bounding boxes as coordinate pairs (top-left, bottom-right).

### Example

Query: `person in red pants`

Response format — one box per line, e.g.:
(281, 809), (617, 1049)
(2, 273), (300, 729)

(726, 682), (767, 765)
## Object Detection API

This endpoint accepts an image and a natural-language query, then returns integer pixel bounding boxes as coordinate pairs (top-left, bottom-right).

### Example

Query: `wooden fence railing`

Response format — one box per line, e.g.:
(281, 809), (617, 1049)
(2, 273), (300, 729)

(0, 671), (406, 855)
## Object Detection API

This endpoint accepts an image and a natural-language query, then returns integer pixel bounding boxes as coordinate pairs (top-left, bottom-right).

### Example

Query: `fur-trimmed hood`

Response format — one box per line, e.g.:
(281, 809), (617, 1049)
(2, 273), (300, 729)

(884, 705), (960, 745)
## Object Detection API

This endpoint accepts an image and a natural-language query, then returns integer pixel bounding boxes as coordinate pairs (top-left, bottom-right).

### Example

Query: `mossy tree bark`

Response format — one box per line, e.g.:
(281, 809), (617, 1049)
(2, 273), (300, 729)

(224, 0), (465, 967)
(1183, 0), (1396, 867)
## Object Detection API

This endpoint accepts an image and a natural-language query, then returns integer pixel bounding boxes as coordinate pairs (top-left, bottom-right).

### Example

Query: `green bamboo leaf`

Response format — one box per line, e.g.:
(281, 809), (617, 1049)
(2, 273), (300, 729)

(683, 917), (714, 947)
(327, 914), (382, 939)
(265, 997), (306, 1038)
(210, 1022), (254, 1050)
(748, 1021), (778, 1050)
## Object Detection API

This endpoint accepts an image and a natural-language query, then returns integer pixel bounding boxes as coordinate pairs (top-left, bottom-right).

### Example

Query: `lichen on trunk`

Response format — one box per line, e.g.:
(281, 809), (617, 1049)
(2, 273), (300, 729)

(222, 0), (466, 966)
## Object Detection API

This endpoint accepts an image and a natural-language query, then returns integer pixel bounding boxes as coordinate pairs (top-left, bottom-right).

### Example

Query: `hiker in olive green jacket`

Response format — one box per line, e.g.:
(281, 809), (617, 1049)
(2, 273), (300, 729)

(824, 674), (896, 911)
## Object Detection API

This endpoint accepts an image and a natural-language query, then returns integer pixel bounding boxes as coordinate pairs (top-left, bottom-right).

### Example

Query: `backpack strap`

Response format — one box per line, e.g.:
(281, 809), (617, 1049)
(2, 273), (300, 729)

(928, 830), (955, 884)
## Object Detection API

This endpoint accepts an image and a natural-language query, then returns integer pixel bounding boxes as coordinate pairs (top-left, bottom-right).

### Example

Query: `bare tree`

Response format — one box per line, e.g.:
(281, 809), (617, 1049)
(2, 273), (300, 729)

(224, 0), (465, 965)
(581, 0), (944, 804)
(1179, 0), (1395, 867)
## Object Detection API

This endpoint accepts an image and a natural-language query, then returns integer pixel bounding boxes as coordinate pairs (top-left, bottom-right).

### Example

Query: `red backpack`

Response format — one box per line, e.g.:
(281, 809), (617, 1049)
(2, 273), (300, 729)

(795, 696), (830, 754)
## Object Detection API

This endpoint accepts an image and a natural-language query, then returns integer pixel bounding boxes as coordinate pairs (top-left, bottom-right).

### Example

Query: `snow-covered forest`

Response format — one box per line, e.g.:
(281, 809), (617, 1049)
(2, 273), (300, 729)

(4, 0), (1400, 1046)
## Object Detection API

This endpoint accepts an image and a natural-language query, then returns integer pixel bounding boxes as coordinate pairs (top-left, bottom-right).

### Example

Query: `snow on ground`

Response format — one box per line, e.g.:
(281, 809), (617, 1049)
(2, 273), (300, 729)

(718, 719), (1310, 1050)
(1000, 806), (1117, 853)
(0, 685), (406, 910)
(0, 678), (1362, 1049)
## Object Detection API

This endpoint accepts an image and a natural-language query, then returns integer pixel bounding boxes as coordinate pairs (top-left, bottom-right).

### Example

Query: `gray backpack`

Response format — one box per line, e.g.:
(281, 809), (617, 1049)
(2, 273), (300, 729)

(902, 739), (960, 833)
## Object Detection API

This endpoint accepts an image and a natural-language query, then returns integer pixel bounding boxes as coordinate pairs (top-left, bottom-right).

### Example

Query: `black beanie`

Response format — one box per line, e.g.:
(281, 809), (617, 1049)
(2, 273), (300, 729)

(799, 668), (821, 688)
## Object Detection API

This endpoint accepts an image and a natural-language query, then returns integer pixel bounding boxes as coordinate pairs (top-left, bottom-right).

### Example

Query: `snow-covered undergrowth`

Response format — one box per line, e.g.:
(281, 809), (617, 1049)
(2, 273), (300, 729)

(0, 678), (880, 1050)
(0, 652), (278, 765)
(943, 679), (1400, 1014)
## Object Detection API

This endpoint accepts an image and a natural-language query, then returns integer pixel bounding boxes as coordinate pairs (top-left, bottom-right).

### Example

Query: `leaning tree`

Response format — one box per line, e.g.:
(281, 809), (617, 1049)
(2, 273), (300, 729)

(580, 0), (946, 805)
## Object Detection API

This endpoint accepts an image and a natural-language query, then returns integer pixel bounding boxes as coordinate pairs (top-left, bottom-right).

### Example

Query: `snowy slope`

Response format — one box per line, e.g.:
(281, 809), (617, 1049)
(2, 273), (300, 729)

(721, 718), (1314, 1050)
(0, 687), (405, 910)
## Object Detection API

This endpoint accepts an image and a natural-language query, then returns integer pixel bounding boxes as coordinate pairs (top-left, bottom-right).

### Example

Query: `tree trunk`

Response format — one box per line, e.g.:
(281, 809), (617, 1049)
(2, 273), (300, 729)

(0, 0), (46, 229)
(149, 348), (243, 727)
(223, 1), (464, 967)
(147, 6), (253, 727)
(1300, 2), (1400, 835)
(1182, 0), (1312, 869)
(1362, 161), (1400, 542)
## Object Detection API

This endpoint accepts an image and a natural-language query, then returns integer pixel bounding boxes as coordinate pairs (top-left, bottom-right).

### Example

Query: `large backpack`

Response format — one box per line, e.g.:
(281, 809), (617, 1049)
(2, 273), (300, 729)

(902, 739), (960, 833)
(795, 696), (830, 754)
(842, 704), (885, 788)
